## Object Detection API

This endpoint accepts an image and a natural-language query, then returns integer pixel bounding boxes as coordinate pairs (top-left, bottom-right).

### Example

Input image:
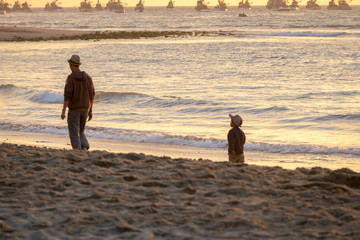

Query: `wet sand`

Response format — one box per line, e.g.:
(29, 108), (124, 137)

(3, 129), (356, 171)
(0, 26), (93, 41)
(1, 142), (359, 239)
(0, 26), (213, 41)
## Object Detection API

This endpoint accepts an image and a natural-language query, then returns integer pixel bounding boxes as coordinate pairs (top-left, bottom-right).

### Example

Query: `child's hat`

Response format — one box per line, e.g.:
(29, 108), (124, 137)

(229, 114), (243, 127)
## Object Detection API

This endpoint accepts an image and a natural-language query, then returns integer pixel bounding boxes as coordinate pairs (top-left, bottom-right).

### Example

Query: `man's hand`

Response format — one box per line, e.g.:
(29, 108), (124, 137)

(61, 109), (66, 120)
(88, 112), (92, 121)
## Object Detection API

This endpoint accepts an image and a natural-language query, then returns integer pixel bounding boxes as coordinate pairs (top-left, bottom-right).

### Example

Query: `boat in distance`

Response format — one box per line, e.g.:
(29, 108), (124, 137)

(105, 0), (126, 13)
(214, 0), (227, 11)
(238, 0), (251, 10)
(11, 1), (31, 12)
(306, 0), (321, 10)
(195, 0), (210, 12)
(328, 0), (352, 10)
(266, 0), (291, 11)
(135, 0), (145, 12)
(79, 0), (94, 12)
(95, 0), (103, 11)
(290, 0), (300, 10)
(0, 0), (11, 13)
(166, 0), (174, 10)
(44, 0), (64, 12)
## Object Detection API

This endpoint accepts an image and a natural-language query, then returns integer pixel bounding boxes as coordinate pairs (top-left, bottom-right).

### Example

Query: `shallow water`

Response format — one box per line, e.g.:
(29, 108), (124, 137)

(1, 7), (359, 171)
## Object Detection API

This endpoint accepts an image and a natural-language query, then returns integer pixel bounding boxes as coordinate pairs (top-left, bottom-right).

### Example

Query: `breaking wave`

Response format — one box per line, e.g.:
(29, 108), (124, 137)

(245, 106), (290, 114)
(314, 114), (360, 122)
(95, 91), (149, 102)
(30, 91), (63, 104)
(1, 121), (360, 158)
(246, 142), (360, 157)
(298, 90), (360, 99)
(16, 89), (221, 111)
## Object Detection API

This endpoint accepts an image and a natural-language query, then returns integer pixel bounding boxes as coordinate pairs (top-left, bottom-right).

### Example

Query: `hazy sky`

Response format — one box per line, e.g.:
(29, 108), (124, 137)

(13, 0), (360, 7)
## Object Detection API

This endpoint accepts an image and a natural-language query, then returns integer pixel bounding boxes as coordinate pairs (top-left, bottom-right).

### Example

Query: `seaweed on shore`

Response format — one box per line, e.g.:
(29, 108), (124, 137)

(3, 30), (224, 42)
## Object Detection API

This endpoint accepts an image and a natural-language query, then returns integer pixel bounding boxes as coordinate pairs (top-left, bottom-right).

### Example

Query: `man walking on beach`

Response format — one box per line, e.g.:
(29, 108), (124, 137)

(61, 55), (95, 150)
(228, 114), (246, 164)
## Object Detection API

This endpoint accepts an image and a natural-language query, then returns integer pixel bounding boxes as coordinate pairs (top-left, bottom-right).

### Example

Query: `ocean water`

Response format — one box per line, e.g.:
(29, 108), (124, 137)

(1, 7), (359, 171)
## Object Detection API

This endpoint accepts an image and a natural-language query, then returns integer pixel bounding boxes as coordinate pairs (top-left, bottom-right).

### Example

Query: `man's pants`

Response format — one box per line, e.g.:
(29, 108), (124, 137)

(228, 153), (245, 164)
(67, 110), (90, 150)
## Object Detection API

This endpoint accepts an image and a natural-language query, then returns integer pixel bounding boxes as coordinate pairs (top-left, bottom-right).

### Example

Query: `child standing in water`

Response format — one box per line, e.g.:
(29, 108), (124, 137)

(227, 114), (246, 164)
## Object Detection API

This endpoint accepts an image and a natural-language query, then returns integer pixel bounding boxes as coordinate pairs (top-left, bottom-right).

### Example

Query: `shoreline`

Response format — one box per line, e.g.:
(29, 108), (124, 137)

(0, 142), (359, 239)
(1, 129), (360, 172)
(0, 26), (218, 42)
(0, 129), (226, 162)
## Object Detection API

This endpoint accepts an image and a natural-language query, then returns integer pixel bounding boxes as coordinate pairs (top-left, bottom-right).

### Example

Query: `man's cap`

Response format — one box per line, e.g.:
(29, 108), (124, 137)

(67, 55), (81, 66)
(229, 114), (243, 127)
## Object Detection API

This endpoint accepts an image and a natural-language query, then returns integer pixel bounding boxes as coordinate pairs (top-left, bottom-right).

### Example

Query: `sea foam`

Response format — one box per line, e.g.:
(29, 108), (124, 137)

(31, 91), (63, 104)
(1, 121), (359, 158)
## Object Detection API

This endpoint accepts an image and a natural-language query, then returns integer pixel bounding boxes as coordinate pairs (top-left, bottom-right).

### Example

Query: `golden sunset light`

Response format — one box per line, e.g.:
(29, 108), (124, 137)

(1, 0), (359, 238)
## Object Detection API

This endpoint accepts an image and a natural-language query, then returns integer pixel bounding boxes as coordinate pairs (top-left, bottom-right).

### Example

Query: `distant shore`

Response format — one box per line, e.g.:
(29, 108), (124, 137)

(0, 142), (359, 239)
(0, 26), (220, 41)
(0, 26), (92, 41)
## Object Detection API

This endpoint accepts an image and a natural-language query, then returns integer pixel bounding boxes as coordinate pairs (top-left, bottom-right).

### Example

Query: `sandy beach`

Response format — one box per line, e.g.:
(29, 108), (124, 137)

(1, 142), (359, 239)
(0, 26), (93, 41)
